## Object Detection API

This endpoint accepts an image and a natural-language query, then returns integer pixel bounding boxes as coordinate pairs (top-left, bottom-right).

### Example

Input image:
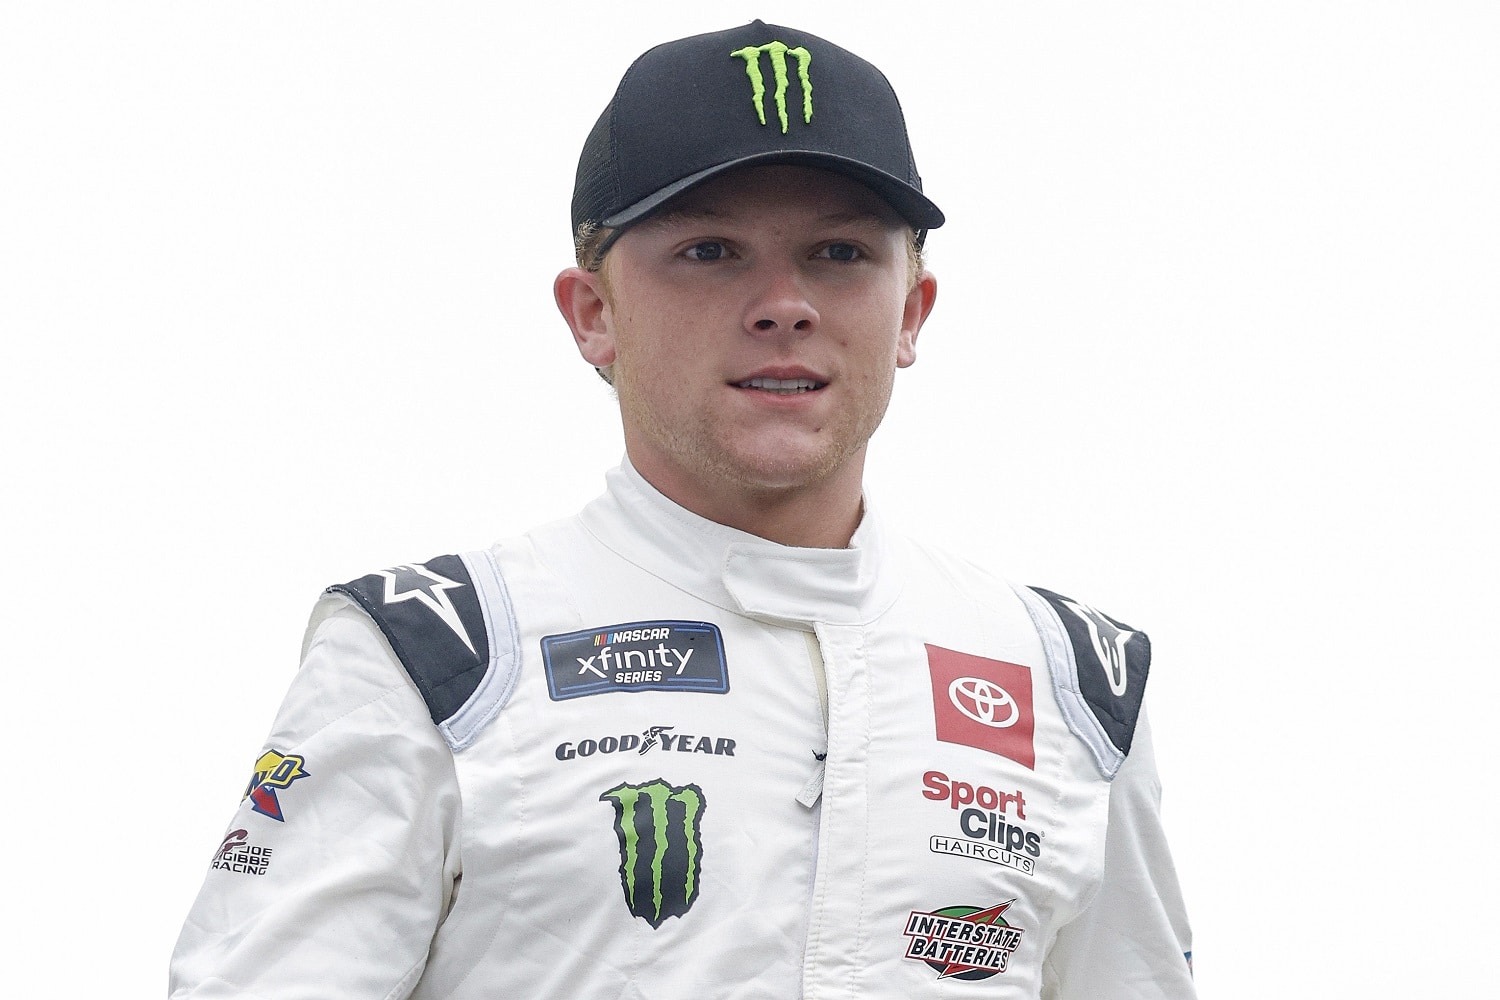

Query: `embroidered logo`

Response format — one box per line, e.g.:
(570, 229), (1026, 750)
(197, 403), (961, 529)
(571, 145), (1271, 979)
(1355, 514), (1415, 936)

(554, 725), (737, 761)
(600, 779), (707, 928)
(212, 828), (274, 875)
(1029, 586), (1150, 758)
(374, 562), (476, 654)
(730, 40), (812, 133)
(921, 770), (1042, 876)
(926, 645), (1036, 769)
(639, 725), (672, 754)
(243, 749), (310, 822)
(948, 677), (1022, 729)
(1056, 597), (1138, 697)
(902, 902), (1027, 981)
(541, 620), (730, 701)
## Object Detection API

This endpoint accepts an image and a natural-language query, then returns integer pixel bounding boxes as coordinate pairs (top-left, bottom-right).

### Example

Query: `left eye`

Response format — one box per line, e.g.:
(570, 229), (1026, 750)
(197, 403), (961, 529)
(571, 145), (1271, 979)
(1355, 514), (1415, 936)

(683, 241), (727, 261)
(818, 243), (862, 261)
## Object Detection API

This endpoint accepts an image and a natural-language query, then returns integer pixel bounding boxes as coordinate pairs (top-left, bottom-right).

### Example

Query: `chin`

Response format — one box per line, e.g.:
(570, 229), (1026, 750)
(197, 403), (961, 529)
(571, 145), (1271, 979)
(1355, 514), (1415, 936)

(712, 437), (860, 495)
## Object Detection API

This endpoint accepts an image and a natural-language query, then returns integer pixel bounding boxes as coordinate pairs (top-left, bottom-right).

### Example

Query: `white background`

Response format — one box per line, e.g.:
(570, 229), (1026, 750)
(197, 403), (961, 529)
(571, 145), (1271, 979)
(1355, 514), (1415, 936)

(3, 2), (1496, 995)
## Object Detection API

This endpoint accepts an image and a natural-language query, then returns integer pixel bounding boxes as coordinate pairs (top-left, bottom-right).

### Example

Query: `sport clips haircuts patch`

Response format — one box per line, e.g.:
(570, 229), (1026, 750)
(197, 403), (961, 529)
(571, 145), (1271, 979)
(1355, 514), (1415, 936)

(541, 620), (729, 700)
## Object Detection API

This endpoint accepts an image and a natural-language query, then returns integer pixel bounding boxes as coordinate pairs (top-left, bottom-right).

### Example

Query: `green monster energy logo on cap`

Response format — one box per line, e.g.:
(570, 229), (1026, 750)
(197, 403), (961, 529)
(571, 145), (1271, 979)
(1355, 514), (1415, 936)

(730, 40), (812, 133)
(600, 778), (707, 928)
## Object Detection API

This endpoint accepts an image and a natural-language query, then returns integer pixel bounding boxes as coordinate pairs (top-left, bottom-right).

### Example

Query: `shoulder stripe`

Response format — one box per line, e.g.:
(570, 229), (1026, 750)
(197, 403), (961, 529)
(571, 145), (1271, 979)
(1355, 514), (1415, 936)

(439, 548), (521, 752)
(328, 554), (491, 734)
(1012, 585), (1151, 779)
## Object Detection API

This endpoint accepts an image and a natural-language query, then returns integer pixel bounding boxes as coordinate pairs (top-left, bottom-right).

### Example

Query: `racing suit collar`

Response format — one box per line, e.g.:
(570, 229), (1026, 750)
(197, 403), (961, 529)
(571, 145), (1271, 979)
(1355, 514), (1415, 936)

(577, 459), (903, 629)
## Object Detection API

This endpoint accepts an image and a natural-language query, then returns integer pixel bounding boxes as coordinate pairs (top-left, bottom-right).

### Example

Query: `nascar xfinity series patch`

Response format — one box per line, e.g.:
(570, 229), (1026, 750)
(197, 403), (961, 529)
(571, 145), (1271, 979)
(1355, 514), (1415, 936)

(541, 620), (729, 701)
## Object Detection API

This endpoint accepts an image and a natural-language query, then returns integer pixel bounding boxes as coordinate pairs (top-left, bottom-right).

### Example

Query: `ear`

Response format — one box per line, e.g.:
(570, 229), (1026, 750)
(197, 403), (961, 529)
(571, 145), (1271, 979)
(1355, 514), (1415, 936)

(554, 267), (617, 368)
(897, 269), (938, 368)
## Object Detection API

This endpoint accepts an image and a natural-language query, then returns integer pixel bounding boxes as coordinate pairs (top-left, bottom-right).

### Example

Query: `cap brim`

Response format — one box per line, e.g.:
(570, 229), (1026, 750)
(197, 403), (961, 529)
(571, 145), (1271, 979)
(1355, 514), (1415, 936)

(599, 150), (945, 236)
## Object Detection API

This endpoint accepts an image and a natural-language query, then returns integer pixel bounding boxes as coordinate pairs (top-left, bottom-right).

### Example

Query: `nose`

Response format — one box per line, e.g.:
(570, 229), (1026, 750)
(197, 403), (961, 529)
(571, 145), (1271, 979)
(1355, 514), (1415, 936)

(743, 266), (819, 339)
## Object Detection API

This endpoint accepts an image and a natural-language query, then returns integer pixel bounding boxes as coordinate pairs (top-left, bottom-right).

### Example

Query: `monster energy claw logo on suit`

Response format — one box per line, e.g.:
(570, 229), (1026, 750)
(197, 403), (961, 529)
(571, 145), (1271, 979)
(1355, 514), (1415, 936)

(600, 779), (707, 928)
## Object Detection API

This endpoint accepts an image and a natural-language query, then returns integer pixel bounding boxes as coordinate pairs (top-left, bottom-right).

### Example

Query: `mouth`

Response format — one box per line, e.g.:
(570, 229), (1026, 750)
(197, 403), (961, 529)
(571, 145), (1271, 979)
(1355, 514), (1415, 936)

(732, 376), (828, 395)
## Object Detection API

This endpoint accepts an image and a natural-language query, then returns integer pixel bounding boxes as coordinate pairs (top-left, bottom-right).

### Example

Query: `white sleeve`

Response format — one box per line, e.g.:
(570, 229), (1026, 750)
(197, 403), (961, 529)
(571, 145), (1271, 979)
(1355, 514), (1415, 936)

(168, 598), (462, 1000)
(1042, 711), (1197, 999)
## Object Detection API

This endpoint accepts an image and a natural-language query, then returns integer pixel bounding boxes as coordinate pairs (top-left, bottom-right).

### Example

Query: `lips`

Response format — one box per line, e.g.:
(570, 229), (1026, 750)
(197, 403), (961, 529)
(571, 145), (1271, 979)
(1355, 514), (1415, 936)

(734, 376), (825, 394)
(730, 368), (829, 395)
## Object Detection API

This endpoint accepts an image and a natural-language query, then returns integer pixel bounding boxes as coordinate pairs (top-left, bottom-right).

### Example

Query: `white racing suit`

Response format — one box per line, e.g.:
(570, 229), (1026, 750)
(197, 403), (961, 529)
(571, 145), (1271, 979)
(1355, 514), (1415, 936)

(170, 461), (1195, 999)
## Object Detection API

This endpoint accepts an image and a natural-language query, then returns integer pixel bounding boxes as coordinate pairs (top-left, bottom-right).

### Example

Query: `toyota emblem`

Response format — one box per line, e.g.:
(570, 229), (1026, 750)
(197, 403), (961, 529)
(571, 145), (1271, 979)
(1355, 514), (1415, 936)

(948, 677), (1020, 729)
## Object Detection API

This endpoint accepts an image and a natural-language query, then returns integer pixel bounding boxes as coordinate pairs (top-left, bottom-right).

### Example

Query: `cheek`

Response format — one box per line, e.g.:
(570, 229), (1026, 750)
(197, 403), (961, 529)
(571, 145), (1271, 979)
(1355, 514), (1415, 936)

(856, 318), (906, 368)
(612, 314), (708, 388)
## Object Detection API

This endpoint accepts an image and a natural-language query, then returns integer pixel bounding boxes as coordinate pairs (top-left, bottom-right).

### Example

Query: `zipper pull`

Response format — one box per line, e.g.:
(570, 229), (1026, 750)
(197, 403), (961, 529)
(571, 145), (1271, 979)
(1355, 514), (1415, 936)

(797, 749), (827, 808)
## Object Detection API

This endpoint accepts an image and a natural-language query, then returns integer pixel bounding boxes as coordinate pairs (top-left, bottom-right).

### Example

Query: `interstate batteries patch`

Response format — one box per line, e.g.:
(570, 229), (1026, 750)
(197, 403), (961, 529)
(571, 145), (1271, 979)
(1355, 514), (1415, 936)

(541, 621), (729, 701)
(903, 902), (1027, 981)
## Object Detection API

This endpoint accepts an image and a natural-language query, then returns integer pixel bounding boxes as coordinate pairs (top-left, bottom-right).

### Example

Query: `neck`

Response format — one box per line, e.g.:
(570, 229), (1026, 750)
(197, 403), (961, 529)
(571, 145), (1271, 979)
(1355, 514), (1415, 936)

(626, 450), (866, 549)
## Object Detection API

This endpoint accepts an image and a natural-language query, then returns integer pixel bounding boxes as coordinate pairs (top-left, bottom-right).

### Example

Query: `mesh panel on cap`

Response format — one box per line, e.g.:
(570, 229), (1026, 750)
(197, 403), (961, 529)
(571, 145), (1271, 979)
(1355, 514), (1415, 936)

(570, 104), (621, 233)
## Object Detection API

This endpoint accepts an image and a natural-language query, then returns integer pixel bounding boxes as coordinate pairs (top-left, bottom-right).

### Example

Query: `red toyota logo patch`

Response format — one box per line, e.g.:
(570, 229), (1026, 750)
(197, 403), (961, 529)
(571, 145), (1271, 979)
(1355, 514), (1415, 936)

(925, 644), (1035, 769)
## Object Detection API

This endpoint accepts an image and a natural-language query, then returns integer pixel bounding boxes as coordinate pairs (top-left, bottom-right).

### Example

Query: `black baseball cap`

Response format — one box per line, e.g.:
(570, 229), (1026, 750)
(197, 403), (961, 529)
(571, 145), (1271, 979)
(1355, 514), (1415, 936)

(571, 20), (944, 251)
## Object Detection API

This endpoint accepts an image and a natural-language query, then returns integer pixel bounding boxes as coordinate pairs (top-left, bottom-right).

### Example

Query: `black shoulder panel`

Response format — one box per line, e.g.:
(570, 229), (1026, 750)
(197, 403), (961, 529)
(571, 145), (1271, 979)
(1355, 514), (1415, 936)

(1030, 587), (1150, 757)
(329, 554), (490, 727)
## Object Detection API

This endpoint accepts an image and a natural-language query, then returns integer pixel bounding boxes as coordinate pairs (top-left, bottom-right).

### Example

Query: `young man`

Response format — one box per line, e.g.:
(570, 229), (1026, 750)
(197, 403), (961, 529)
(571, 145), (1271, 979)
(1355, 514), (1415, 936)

(171, 21), (1195, 999)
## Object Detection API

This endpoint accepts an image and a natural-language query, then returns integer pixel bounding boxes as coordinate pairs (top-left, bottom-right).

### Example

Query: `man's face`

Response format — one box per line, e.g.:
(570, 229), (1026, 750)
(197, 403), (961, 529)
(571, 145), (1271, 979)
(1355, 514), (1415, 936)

(561, 165), (936, 509)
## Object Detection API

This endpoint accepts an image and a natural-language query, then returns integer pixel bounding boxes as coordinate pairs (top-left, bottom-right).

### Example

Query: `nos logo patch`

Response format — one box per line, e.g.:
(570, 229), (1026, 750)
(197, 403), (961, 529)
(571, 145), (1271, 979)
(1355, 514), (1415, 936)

(599, 779), (707, 928)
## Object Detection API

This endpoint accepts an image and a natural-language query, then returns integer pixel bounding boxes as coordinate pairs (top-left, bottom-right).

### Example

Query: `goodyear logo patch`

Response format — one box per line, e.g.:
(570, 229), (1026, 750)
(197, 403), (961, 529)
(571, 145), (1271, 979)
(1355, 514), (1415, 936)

(541, 620), (729, 701)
